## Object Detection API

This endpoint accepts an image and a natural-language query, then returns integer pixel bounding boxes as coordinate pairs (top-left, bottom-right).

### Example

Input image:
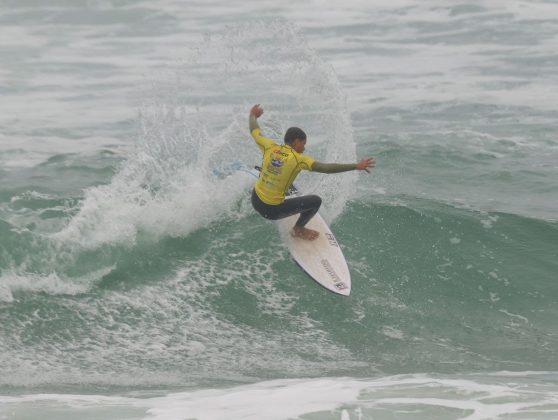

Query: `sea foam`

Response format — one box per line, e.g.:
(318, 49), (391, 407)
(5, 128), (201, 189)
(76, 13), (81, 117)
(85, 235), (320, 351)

(52, 22), (357, 250)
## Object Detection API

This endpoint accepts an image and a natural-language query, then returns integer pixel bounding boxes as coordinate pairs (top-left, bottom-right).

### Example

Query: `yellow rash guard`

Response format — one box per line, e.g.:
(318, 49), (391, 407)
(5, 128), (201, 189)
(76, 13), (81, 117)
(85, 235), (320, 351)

(251, 128), (314, 205)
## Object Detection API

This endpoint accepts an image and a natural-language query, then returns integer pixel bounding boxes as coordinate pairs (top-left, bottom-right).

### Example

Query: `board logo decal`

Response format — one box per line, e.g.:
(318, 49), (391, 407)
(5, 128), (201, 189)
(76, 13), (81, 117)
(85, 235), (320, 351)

(334, 282), (348, 290)
(325, 233), (339, 247)
(321, 259), (342, 283)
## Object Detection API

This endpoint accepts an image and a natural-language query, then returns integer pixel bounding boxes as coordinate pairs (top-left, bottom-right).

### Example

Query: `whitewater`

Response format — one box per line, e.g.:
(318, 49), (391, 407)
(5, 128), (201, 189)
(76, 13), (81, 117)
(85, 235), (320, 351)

(1, 1), (557, 419)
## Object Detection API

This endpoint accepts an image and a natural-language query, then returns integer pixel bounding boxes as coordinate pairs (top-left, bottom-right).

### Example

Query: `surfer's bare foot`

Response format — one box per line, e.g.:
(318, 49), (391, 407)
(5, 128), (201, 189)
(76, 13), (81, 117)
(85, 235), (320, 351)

(292, 226), (319, 241)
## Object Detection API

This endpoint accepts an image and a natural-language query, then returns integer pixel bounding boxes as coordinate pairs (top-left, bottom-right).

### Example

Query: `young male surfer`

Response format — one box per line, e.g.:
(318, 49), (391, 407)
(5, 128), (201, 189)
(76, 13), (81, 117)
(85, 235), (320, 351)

(249, 104), (375, 241)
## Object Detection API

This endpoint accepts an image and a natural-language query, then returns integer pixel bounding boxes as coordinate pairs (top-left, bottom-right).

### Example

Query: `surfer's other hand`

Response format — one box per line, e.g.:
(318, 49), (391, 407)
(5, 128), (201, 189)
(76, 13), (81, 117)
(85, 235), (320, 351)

(356, 157), (375, 173)
(250, 104), (264, 118)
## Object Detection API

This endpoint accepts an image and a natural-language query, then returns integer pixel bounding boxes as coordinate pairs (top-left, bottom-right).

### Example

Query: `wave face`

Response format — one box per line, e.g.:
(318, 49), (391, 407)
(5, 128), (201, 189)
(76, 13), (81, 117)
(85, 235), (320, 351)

(1, 3), (557, 418)
(1, 180), (557, 388)
(0, 21), (360, 388)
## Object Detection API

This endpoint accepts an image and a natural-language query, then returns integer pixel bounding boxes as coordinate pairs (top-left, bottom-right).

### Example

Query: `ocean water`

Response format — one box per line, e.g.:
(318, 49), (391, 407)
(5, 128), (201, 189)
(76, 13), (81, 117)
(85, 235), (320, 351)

(1, 1), (557, 419)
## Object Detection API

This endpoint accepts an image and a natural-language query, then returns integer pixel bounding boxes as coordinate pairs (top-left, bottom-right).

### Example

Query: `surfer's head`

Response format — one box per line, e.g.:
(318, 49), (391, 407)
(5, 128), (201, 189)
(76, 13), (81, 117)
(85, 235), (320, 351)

(284, 127), (307, 153)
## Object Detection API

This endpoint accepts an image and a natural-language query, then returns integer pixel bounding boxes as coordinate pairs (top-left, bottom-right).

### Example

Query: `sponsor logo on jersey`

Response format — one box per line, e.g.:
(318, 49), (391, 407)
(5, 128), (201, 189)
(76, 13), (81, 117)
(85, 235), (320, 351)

(273, 149), (289, 157)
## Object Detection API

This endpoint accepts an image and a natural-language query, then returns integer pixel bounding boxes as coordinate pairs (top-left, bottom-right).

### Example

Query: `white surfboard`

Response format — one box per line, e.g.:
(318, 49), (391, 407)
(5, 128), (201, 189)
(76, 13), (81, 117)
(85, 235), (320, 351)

(276, 206), (351, 296)
(247, 167), (351, 296)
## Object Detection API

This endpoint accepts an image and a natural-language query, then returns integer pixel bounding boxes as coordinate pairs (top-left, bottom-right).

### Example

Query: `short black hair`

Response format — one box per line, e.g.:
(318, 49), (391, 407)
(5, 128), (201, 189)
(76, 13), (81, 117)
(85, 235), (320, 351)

(284, 127), (306, 144)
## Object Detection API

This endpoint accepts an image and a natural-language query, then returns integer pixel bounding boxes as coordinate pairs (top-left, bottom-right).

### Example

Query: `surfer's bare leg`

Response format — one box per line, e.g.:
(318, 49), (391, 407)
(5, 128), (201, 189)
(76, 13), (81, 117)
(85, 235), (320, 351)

(292, 225), (319, 241)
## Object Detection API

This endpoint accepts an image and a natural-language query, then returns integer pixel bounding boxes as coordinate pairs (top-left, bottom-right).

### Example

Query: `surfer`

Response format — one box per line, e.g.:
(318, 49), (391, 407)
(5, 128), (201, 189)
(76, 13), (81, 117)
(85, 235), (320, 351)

(249, 104), (375, 241)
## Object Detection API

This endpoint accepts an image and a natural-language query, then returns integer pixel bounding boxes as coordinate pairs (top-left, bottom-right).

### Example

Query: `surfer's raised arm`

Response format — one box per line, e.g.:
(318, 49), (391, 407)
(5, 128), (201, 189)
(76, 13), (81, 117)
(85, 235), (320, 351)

(312, 158), (376, 174)
(249, 104), (263, 134)
(249, 104), (274, 152)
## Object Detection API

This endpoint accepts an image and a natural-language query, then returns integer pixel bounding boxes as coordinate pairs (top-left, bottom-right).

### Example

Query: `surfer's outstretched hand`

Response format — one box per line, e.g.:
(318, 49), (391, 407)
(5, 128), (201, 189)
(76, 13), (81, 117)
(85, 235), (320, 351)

(250, 104), (264, 118)
(356, 157), (376, 173)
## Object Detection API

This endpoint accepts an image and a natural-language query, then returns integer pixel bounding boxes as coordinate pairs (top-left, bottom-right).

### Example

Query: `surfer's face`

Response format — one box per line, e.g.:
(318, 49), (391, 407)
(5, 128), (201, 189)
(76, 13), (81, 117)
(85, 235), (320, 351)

(292, 138), (306, 153)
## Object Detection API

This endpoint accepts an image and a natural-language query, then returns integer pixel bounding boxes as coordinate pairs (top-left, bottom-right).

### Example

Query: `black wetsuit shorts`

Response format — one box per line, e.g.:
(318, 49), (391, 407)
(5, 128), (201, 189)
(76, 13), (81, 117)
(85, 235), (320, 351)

(251, 189), (321, 227)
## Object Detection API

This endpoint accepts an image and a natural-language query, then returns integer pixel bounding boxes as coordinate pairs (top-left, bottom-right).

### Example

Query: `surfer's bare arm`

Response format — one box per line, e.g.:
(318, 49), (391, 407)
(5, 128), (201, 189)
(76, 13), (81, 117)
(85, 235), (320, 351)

(312, 158), (375, 174)
(249, 104), (264, 133)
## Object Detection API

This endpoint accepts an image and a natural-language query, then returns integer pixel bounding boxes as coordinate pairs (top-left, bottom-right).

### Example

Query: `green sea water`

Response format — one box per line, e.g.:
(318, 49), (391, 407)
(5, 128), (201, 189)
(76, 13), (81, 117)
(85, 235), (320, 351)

(1, 1), (558, 419)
